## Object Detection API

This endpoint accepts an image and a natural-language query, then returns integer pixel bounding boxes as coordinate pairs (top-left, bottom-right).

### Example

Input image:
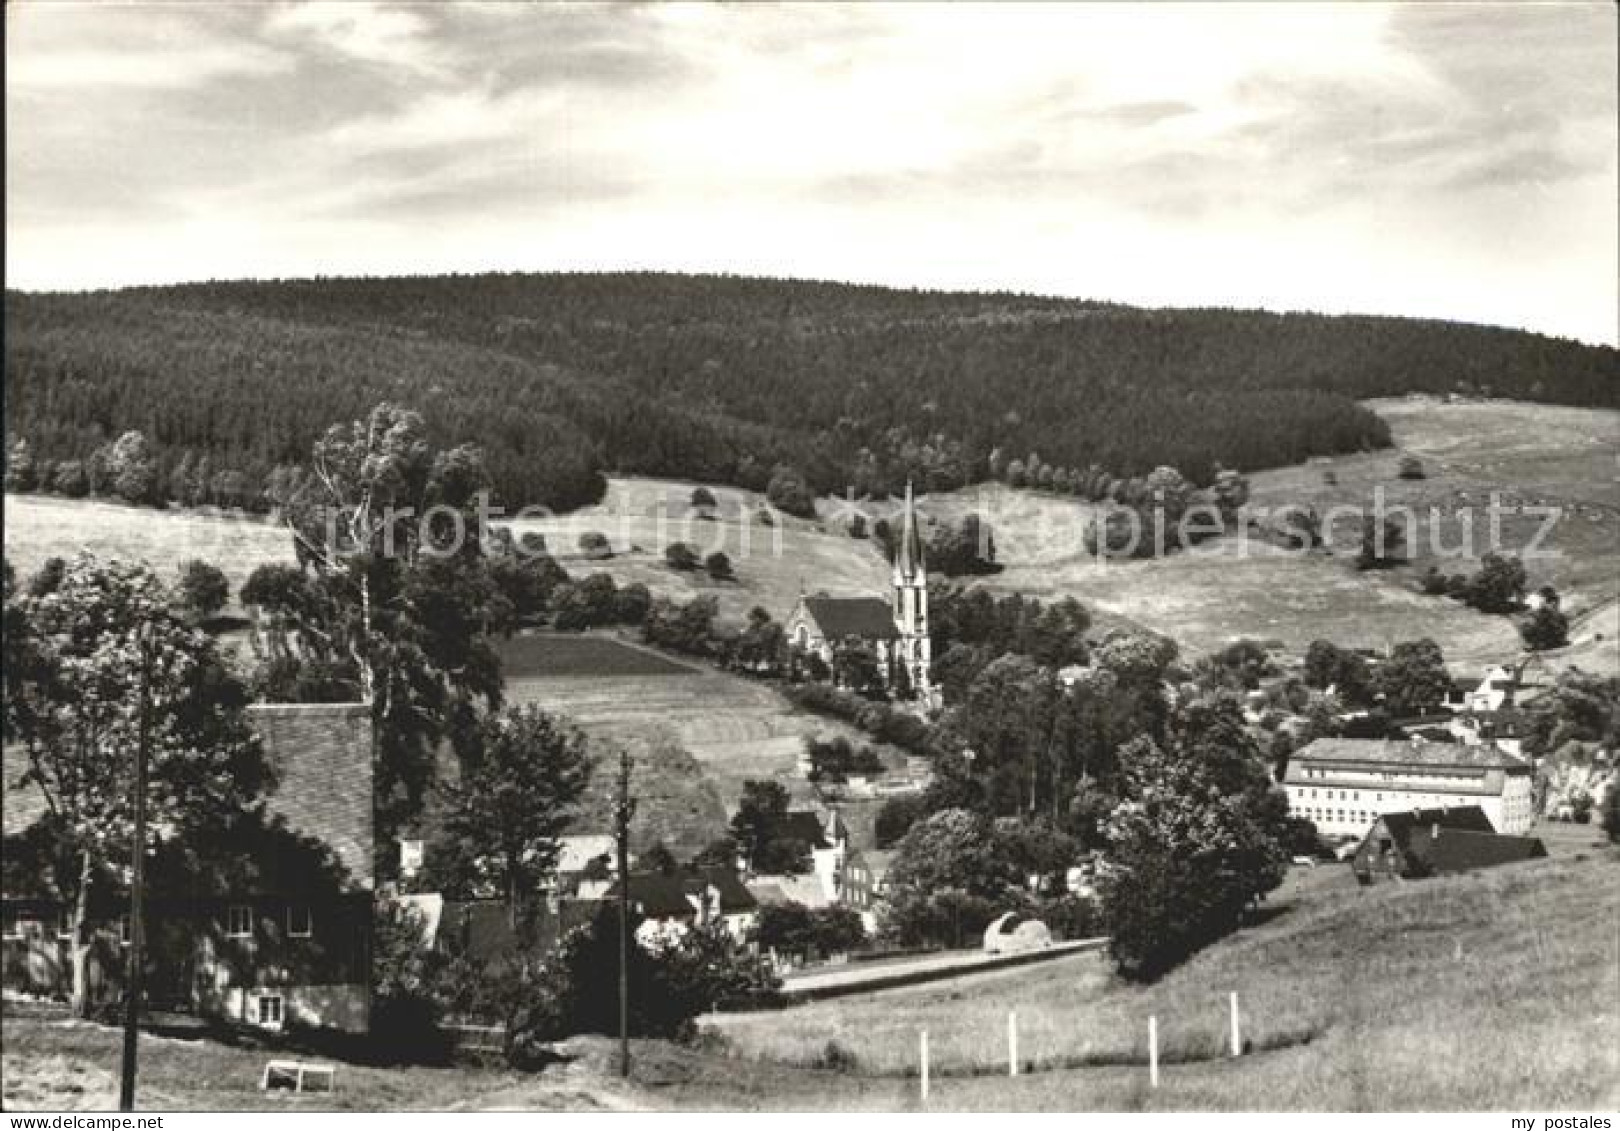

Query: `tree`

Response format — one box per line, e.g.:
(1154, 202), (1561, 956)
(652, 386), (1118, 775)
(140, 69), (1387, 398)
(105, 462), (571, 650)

(577, 531), (612, 559)
(883, 809), (1024, 947)
(1356, 514), (1406, 569)
(27, 557), (68, 599)
(1521, 605), (1570, 651)
(874, 793), (929, 848)
(1195, 639), (1277, 692)
(831, 638), (883, 696)
(613, 582), (652, 626)
(704, 551), (734, 581)
(1302, 639), (1372, 704)
(255, 404), (512, 853)
(1601, 780), (1620, 845)
(1374, 639), (1451, 716)
(765, 465), (816, 519)
(106, 430), (159, 505)
(729, 780), (810, 875)
(1398, 455), (1426, 480)
(176, 560), (230, 622)
(1099, 699), (1290, 980)
(690, 486), (717, 514)
(665, 542), (700, 571)
(7, 438), (38, 492)
(1461, 553), (1527, 614)
(1211, 467), (1250, 525)
(639, 841), (680, 875)
(928, 514), (999, 576)
(2, 555), (270, 1016)
(428, 706), (593, 929)
(52, 460), (88, 498)
(734, 607), (785, 674)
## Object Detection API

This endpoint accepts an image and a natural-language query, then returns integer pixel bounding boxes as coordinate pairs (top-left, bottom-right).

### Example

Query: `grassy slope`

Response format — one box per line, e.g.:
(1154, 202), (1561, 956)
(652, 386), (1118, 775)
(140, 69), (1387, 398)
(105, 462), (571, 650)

(1, 494), (291, 612)
(500, 632), (905, 853)
(924, 397), (1619, 672)
(704, 846), (1620, 1110)
(498, 476), (892, 623)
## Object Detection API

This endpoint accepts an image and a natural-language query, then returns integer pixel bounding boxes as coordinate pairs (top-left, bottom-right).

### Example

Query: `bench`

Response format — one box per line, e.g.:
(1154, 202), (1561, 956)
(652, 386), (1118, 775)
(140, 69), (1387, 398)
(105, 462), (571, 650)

(261, 1060), (336, 1094)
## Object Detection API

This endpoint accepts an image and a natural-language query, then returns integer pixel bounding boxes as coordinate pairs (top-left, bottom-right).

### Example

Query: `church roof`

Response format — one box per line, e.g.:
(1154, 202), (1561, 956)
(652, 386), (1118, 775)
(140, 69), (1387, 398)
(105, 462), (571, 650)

(800, 596), (900, 640)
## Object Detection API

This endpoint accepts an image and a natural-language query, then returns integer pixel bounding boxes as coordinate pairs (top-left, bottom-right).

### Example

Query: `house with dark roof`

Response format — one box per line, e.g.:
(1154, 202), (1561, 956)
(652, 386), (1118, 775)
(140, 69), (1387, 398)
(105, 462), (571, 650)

(1284, 735), (1534, 840)
(1350, 805), (1547, 883)
(783, 481), (933, 700)
(2, 703), (376, 1034)
(595, 868), (761, 948)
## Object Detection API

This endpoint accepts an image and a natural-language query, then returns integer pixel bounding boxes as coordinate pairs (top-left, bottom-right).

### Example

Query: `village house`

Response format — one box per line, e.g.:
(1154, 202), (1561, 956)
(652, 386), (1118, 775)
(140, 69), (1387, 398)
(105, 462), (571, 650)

(1444, 665), (1520, 715)
(1284, 735), (1535, 840)
(1350, 805), (1547, 883)
(784, 481), (932, 700)
(598, 868), (761, 949)
(2, 703), (376, 1034)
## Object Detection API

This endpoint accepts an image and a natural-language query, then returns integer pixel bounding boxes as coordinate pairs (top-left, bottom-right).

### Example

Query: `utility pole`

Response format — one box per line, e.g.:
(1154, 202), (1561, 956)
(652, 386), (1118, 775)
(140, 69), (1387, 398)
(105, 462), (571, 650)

(119, 627), (152, 1112)
(613, 748), (635, 1080)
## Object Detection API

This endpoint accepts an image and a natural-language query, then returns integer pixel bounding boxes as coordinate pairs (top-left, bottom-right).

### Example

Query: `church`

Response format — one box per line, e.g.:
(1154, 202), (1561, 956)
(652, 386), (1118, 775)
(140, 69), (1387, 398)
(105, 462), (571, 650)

(784, 481), (932, 701)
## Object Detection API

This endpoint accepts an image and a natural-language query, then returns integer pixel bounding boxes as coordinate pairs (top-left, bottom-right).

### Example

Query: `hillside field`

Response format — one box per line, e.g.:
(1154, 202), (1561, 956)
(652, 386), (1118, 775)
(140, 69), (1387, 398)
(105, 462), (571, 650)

(925, 397), (1619, 673)
(1, 493), (291, 608)
(704, 848), (1620, 1110)
(5, 397), (1615, 679)
(499, 631), (903, 854)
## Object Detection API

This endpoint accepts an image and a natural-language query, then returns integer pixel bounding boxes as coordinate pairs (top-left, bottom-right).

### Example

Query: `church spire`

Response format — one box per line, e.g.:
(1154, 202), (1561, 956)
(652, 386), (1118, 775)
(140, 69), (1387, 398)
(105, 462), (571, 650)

(895, 478), (925, 582)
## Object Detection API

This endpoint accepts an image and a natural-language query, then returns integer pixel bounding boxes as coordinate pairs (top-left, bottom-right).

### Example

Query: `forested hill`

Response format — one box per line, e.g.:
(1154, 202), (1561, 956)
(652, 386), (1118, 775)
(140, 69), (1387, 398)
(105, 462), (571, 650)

(6, 272), (1617, 512)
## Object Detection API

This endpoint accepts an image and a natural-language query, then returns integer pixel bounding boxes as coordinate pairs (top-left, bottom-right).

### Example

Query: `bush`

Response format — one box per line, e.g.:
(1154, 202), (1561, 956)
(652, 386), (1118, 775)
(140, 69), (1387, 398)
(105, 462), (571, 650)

(1398, 455), (1426, 480)
(577, 531), (612, 559)
(779, 682), (935, 758)
(765, 465), (817, 519)
(52, 459), (89, 498)
(1521, 605), (1570, 651)
(875, 793), (929, 848)
(704, 551), (734, 581)
(176, 560), (230, 620)
(665, 542), (700, 571)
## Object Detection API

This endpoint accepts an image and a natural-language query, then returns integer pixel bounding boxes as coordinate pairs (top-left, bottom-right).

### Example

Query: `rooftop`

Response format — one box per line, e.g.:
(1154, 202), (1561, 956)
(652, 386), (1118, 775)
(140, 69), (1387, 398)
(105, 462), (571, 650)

(1292, 736), (1527, 773)
(799, 595), (900, 641)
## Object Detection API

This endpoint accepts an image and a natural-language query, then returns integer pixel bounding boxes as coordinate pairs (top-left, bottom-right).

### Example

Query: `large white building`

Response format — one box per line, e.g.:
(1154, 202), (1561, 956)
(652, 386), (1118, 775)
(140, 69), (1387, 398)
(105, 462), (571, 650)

(1284, 736), (1535, 839)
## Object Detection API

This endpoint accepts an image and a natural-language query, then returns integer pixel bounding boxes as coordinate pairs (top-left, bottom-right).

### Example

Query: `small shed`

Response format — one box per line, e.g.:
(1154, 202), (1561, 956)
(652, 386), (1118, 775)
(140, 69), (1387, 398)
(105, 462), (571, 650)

(983, 912), (1051, 955)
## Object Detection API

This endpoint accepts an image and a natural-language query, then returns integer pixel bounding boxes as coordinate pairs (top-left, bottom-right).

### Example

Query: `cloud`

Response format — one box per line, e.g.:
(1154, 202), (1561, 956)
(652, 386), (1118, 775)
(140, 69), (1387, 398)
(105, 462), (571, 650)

(262, 1), (448, 78)
(6, 4), (291, 91)
(4, 1), (1615, 343)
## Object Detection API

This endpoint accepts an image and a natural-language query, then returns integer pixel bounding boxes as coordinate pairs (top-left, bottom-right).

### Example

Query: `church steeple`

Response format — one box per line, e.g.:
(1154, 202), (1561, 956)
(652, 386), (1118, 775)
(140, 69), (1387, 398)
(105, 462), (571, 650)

(893, 478), (926, 585)
(891, 479), (931, 701)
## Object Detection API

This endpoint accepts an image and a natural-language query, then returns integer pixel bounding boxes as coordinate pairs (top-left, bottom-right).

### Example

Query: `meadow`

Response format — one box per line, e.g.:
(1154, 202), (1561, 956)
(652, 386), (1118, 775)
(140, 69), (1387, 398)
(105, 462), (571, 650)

(925, 397), (1619, 673)
(2, 493), (294, 608)
(496, 631), (901, 853)
(703, 848), (1620, 1110)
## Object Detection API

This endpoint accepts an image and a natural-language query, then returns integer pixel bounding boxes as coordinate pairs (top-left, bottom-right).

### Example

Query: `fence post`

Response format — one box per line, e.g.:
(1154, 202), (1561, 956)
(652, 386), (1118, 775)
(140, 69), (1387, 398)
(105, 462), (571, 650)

(1229, 992), (1242, 1057)
(1008, 1010), (1019, 1076)
(920, 1029), (930, 1102)
(1148, 1015), (1158, 1088)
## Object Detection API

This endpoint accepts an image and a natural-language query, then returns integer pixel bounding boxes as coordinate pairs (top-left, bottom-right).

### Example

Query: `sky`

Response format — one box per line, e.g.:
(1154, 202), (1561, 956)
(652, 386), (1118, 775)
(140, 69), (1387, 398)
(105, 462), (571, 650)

(6, 1), (1617, 344)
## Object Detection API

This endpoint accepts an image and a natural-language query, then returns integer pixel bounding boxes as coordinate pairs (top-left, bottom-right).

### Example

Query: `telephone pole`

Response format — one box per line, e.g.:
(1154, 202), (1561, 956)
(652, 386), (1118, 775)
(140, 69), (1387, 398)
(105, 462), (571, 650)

(119, 627), (152, 1112)
(613, 748), (635, 1079)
